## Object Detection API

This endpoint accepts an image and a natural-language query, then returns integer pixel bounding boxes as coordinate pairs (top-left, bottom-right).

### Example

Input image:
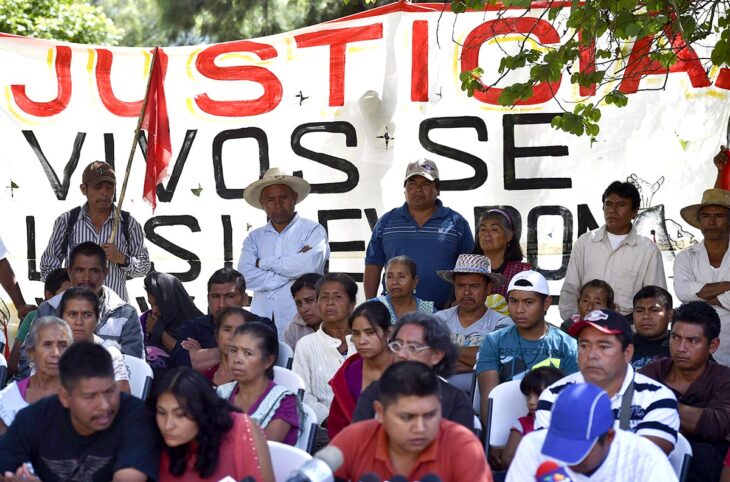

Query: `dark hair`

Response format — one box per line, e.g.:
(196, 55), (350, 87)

(385, 256), (418, 278)
(232, 322), (278, 379)
(68, 241), (106, 268)
(580, 279), (615, 307)
(59, 287), (100, 319)
(390, 312), (457, 377)
(473, 210), (525, 262)
(215, 306), (250, 330)
(378, 361), (441, 408)
(633, 285), (672, 310)
(316, 273), (358, 303)
(673, 301), (721, 341)
(207, 268), (246, 294)
(148, 367), (240, 478)
(290, 273), (323, 297)
(519, 366), (564, 396)
(44, 268), (70, 295)
(145, 272), (203, 346)
(602, 181), (640, 211)
(349, 300), (392, 333)
(59, 341), (114, 391)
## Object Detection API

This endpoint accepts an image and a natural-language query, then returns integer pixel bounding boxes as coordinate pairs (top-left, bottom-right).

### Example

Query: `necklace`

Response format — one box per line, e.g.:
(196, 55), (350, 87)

(515, 324), (551, 368)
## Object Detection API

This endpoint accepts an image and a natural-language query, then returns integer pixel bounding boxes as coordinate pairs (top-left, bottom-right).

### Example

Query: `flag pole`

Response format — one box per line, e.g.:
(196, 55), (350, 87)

(108, 46), (159, 244)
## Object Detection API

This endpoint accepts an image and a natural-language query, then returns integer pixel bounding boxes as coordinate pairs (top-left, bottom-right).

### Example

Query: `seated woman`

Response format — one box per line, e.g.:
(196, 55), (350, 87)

(351, 311), (474, 430)
(204, 307), (251, 386)
(58, 287), (131, 393)
(216, 322), (301, 445)
(292, 273), (357, 425)
(0, 316), (71, 433)
(150, 367), (274, 482)
(328, 300), (394, 438)
(142, 272), (203, 370)
(371, 256), (435, 323)
(473, 209), (531, 315)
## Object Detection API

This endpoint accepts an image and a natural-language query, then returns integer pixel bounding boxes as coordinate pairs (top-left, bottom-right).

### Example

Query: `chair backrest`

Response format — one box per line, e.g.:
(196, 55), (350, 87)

(273, 366), (305, 399)
(123, 355), (154, 400)
(296, 402), (319, 454)
(268, 440), (313, 482)
(277, 342), (294, 370)
(669, 432), (693, 482)
(486, 380), (528, 449)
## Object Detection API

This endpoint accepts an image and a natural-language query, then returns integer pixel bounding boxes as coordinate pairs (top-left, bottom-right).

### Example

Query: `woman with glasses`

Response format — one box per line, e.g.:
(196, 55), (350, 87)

(351, 311), (474, 430)
(328, 300), (394, 438)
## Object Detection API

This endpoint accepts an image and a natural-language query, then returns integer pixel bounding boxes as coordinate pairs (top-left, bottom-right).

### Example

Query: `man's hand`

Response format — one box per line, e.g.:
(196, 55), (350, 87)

(3, 463), (41, 482)
(101, 243), (126, 265)
(16, 304), (36, 319)
(298, 245), (312, 253)
(181, 338), (202, 352)
(715, 146), (730, 174)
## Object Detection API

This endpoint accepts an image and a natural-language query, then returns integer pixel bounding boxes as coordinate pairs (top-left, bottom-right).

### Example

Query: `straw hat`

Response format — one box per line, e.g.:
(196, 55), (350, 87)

(437, 254), (504, 287)
(680, 189), (730, 229)
(243, 168), (311, 209)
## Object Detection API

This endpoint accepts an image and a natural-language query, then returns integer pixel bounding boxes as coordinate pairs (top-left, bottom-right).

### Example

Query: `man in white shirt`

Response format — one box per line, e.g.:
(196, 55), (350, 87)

(238, 168), (329, 335)
(435, 254), (512, 391)
(674, 188), (730, 364)
(507, 382), (677, 482)
(559, 180), (666, 318)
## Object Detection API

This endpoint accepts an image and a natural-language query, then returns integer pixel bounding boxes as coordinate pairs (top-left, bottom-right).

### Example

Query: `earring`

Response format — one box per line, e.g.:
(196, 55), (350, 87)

(412, 288), (416, 294)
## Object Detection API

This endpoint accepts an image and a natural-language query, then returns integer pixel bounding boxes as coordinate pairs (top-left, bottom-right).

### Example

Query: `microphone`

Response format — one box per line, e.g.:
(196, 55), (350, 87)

(420, 475), (442, 482)
(357, 474), (381, 482)
(535, 461), (573, 482)
(285, 445), (345, 482)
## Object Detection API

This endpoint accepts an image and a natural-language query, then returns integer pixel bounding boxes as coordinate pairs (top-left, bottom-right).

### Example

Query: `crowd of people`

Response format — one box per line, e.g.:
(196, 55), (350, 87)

(1, 152), (730, 482)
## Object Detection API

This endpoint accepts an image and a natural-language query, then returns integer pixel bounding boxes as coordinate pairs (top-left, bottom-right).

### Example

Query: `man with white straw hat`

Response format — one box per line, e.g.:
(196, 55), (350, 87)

(674, 187), (730, 364)
(435, 254), (512, 391)
(238, 168), (329, 335)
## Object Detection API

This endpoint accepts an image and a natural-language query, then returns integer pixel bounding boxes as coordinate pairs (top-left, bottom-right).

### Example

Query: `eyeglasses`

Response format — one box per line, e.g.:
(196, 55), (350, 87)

(387, 341), (430, 355)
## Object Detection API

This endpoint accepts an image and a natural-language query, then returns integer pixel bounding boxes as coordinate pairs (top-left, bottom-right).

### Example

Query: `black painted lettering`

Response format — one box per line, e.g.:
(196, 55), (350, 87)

(318, 209), (365, 282)
(23, 130), (85, 200)
(577, 203), (600, 236)
(526, 205), (573, 280)
(212, 127), (269, 200)
(291, 122), (359, 194)
(222, 215), (233, 269)
(144, 215), (201, 281)
(25, 216), (40, 281)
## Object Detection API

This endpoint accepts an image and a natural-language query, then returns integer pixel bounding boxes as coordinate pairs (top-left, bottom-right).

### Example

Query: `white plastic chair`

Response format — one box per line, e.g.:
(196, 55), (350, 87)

(669, 432), (693, 482)
(296, 402), (319, 454)
(485, 380), (527, 451)
(273, 366), (305, 400)
(277, 341), (294, 369)
(123, 355), (153, 400)
(268, 440), (313, 482)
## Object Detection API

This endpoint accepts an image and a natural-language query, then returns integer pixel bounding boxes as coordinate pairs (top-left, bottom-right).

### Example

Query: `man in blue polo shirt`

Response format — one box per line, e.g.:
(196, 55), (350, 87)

(363, 159), (474, 309)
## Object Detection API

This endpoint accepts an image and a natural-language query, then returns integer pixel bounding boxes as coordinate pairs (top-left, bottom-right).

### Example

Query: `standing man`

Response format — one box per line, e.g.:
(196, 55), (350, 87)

(40, 161), (150, 302)
(536, 309), (680, 454)
(238, 168), (329, 335)
(559, 181), (666, 318)
(476, 270), (578, 423)
(364, 159), (474, 309)
(674, 188), (730, 364)
(642, 301), (730, 482)
(435, 254), (512, 392)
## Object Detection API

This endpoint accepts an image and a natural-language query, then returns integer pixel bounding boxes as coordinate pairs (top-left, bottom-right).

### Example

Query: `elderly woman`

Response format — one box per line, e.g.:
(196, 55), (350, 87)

(150, 367), (275, 482)
(351, 311), (473, 430)
(0, 316), (71, 433)
(292, 273), (357, 425)
(328, 300), (394, 438)
(216, 322), (301, 445)
(370, 256), (435, 323)
(474, 209), (531, 314)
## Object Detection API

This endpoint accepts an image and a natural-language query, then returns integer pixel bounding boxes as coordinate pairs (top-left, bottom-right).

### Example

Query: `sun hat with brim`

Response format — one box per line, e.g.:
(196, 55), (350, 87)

(542, 383), (614, 465)
(243, 168), (311, 209)
(436, 254), (504, 287)
(568, 308), (633, 342)
(680, 188), (730, 229)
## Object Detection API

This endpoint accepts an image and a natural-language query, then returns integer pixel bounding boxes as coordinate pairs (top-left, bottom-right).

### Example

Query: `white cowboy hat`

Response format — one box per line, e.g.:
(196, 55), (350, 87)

(437, 254), (504, 287)
(243, 168), (311, 209)
(680, 188), (730, 229)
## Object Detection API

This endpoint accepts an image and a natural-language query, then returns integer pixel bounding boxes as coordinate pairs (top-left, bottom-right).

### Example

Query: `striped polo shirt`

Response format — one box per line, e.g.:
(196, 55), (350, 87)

(535, 365), (679, 447)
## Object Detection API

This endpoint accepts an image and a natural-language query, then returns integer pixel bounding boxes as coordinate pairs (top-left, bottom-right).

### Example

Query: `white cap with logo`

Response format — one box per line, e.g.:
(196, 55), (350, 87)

(507, 270), (550, 295)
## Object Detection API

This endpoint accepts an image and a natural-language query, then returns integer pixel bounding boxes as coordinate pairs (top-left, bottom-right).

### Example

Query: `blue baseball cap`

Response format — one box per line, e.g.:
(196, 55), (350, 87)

(541, 383), (613, 465)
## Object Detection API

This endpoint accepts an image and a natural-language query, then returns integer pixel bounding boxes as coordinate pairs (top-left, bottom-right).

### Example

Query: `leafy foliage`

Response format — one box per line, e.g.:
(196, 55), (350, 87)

(0, 0), (121, 45)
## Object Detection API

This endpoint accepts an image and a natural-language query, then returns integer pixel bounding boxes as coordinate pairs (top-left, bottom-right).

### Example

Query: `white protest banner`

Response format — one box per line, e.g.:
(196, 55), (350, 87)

(0, 2), (727, 321)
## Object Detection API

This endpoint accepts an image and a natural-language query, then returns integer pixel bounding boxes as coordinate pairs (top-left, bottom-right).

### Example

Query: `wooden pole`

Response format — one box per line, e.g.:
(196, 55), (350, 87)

(108, 46), (159, 244)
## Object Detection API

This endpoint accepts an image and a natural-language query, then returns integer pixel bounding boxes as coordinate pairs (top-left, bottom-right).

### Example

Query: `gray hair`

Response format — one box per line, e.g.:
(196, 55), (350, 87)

(26, 316), (72, 352)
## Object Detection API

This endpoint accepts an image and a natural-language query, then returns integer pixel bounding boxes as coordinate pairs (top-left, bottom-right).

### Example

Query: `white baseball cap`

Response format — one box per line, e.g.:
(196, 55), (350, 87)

(507, 270), (550, 295)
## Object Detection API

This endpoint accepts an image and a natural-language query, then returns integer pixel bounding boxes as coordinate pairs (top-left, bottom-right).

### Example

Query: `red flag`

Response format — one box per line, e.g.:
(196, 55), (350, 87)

(141, 47), (171, 211)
